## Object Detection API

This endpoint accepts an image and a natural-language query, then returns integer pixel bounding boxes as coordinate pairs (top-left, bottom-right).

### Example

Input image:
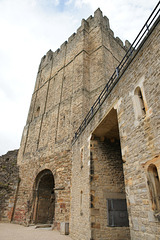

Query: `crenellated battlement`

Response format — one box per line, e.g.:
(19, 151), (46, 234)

(39, 8), (131, 70)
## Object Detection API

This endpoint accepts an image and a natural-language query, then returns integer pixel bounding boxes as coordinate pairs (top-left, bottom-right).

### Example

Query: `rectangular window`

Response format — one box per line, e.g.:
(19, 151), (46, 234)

(107, 199), (129, 227)
(80, 147), (84, 169)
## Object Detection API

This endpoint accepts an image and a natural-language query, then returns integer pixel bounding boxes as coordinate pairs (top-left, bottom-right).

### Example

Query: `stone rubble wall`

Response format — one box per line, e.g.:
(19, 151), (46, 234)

(0, 150), (19, 222)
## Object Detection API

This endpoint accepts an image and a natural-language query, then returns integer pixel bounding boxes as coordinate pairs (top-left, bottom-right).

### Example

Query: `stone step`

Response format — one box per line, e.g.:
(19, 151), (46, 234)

(35, 224), (52, 229)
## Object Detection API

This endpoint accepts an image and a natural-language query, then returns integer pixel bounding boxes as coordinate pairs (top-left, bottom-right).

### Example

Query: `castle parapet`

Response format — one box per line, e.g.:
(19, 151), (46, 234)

(38, 8), (131, 76)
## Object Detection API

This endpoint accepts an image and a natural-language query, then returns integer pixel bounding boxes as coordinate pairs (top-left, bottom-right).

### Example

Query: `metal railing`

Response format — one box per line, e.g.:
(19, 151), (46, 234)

(72, 1), (160, 145)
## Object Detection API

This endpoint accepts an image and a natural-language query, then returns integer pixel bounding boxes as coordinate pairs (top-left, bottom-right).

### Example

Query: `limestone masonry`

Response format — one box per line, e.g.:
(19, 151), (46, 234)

(0, 5), (160, 240)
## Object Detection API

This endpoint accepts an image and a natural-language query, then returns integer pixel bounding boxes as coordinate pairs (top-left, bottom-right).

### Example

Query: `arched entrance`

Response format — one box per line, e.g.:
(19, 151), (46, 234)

(32, 169), (55, 224)
(90, 108), (130, 239)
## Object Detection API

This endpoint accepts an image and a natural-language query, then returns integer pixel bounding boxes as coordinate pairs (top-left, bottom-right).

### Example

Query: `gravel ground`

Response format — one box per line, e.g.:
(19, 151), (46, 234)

(0, 223), (73, 240)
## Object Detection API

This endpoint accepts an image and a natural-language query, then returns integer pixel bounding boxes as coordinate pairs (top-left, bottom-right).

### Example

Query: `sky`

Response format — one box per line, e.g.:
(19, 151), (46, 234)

(0, 0), (158, 155)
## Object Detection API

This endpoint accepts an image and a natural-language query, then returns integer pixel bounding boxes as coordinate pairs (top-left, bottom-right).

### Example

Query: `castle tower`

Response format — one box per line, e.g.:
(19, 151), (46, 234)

(13, 9), (128, 230)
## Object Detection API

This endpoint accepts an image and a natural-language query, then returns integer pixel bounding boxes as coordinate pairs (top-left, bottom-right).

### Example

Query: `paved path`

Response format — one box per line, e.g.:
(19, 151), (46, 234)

(0, 223), (73, 240)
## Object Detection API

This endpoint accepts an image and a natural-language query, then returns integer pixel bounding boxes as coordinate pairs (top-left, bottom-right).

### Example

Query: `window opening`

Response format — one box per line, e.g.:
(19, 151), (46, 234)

(37, 106), (40, 114)
(35, 106), (40, 118)
(147, 164), (160, 213)
(134, 87), (146, 118)
(80, 147), (84, 169)
(80, 191), (83, 216)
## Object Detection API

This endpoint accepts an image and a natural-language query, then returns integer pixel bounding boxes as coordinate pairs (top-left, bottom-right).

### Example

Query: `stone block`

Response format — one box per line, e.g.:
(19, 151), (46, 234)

(60, 222), (69, 235)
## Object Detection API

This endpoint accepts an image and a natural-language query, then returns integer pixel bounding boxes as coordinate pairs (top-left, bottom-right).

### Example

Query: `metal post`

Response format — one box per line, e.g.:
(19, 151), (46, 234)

(116, 67), (119, 77)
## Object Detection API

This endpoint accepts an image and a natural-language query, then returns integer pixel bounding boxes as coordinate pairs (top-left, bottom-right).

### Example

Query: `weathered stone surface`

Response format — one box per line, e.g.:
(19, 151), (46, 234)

(13, 8), (127, 230)
(2, 6), (160, 240)
(0, 150), (19, 222)
(71, 15), (160, 240)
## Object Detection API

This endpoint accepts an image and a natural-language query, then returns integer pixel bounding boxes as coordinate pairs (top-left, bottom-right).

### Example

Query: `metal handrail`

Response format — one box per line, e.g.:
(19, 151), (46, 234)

(72, 1), (160, 145)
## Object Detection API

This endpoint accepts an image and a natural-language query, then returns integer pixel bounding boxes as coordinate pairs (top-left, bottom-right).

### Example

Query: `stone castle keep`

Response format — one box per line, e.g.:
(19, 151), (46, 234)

(0, 4), (160, 240)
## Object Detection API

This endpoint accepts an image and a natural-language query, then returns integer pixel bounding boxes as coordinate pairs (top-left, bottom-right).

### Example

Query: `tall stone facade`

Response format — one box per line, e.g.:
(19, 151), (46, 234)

(1, 5), (160, 240)
(71, 11), (160, 240)
(13, 8), (127, 230)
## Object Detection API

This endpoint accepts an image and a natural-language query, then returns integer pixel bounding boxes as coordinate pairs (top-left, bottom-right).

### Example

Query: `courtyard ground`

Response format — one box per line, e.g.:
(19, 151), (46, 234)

(0, 223), (73, 240)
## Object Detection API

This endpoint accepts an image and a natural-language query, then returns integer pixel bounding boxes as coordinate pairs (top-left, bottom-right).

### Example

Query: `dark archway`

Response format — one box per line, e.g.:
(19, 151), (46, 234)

(32, 169), (55, 224)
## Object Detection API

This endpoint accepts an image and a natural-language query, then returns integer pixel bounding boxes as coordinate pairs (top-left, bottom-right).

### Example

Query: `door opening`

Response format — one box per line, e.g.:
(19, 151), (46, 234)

(32, 169), (55, 224)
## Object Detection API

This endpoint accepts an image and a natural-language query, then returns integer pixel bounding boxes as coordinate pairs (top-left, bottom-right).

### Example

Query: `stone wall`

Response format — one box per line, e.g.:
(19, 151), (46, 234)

(9, 6), (160, 239)
(14, 8), (127, 229)
(0, 150), (19, 222)
(70, 139), (91, 239)
(71, 17), (160, 240)
(13, 150), (72, 228)
(90, 138), (130, 240)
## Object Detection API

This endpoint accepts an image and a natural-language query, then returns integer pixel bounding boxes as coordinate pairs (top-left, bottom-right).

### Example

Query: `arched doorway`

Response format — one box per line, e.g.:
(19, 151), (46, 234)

(32, 169), (55, 224)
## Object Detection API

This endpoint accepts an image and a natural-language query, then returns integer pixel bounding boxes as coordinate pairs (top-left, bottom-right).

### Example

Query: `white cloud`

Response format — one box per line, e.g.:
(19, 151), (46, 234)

(74, 0), (87, 8)
(0, 0), (80, 155)
(65, 0), (73, 5)
(54, 0), (60, 6)
(0, 0), (158, 155)
(74, 0), (158, 42)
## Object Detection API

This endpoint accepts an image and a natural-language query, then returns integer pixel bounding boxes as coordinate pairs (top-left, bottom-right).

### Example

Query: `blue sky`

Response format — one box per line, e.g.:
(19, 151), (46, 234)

(0, 0), (158, 155)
